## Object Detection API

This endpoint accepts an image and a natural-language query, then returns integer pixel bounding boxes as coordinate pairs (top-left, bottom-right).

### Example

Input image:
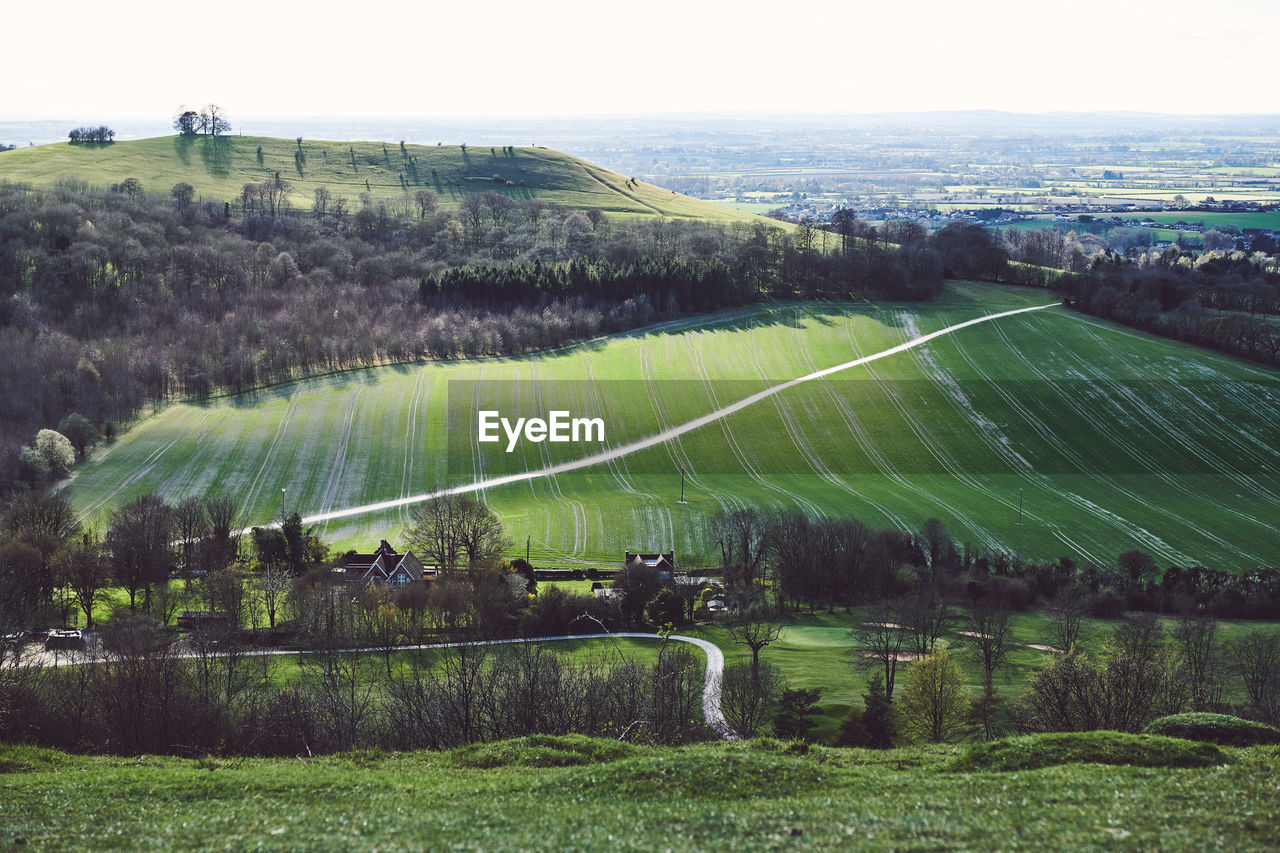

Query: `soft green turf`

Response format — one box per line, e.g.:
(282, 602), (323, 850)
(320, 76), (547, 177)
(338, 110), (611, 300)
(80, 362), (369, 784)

(1, 737), (1277, 851)
(949, 731), (1230, 772)
(0, 136), (768, 224)
(63, 282), (1280, 572)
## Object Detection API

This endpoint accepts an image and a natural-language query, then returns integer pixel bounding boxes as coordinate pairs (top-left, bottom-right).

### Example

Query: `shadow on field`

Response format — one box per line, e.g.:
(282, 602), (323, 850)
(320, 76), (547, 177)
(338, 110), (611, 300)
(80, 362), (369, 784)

(199, 137), (233, 177)
(172, 136), (193, 167)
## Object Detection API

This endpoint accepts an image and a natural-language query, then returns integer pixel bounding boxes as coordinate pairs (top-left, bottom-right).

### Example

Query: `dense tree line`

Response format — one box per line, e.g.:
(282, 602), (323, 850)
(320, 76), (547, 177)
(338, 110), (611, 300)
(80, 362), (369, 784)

(715, 508), (1280, 622)
(1053, 249), (1280, 366)
(66, 126), (115, 145)
(0, 179), (953, 495)
(0, 489), (709, 755)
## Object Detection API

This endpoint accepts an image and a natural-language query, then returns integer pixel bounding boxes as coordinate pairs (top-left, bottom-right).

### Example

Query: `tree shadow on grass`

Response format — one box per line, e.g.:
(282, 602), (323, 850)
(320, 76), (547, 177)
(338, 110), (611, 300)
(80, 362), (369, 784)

(199, 136), (233, 178)
(172, 135), (194, 167)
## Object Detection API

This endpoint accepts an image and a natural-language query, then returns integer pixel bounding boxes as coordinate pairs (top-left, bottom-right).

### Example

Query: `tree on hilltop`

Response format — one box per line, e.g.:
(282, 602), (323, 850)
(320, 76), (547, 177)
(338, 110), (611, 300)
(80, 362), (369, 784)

(173, 109), (199, 136)
(198, 104), (230, 136)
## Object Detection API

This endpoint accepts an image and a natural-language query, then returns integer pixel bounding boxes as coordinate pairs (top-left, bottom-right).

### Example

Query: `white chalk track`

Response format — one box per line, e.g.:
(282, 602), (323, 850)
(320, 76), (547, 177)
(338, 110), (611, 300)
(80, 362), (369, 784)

(282, 302), (1059, 529)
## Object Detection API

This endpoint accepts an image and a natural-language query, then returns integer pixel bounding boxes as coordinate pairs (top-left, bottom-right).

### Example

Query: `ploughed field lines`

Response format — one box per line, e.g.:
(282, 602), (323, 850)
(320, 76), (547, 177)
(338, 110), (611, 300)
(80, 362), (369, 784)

(64, 283), (1280, 570)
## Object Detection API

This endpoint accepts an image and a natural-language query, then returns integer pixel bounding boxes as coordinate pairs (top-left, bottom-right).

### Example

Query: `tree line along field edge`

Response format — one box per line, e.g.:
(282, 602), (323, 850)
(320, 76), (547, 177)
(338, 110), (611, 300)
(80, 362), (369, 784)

(59, 284), (1280, 574)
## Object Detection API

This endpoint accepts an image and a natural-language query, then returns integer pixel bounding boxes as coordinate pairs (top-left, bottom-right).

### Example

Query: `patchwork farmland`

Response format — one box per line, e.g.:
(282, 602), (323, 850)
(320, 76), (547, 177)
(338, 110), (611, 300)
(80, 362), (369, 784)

(65, 282), (1280, 571)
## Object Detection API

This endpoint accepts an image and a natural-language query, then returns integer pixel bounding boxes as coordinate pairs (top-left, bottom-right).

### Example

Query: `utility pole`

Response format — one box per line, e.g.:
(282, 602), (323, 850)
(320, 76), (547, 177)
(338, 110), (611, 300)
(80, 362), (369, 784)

(526, 535), (530, 563)
(1017, 488), (1024, 525)
(679, 466), (687, 504)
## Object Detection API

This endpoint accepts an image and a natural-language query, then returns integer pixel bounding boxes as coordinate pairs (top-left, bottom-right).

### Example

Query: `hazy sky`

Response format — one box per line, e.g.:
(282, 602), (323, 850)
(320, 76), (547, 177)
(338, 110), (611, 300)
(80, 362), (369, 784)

(4, 0), (1277, 119)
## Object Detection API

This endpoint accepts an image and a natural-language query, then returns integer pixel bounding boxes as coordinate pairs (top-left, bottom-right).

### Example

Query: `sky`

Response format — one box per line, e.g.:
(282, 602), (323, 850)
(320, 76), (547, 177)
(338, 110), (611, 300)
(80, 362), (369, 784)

(3, 0), (1278, 119)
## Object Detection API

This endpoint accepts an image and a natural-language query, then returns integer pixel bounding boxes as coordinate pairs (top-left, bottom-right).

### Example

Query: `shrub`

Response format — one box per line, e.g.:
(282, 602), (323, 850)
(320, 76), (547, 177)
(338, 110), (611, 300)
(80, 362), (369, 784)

(835, 672), (895, 748)
(1145, 713), (1280, 747)
(949, 731), (1229, 772)
(896, 646), (968, 743)
(773, 687), (822, 741)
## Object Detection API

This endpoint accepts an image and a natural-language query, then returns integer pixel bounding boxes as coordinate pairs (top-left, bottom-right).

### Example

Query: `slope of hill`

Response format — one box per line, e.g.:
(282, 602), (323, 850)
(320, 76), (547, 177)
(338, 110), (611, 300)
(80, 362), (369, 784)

(0, 135), (767, 223)
(2, 737), (1277, 850)
(64, 282), (1280, 572)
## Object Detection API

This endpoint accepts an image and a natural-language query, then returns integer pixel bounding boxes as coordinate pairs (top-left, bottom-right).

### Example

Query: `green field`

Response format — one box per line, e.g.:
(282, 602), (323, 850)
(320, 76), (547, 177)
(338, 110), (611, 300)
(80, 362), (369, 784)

(2, 736), (1277, 850)
(0, 136), (767, 224)
(64, 282), (1280, 571)
(1125, 211), (1280, 230)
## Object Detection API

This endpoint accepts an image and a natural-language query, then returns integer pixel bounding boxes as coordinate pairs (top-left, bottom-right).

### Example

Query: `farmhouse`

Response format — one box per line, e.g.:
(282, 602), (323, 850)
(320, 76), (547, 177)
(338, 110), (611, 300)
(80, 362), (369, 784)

(625, 550), (676, 581)
(331, 540), (433, 587)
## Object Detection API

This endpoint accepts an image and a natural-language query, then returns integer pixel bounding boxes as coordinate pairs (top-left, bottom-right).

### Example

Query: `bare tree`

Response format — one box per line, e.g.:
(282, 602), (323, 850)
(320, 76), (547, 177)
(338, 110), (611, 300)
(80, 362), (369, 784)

(107, 493), (173, 611)
(1173, 609), (1225, 712)
(313, 186), (332, 216)
(299, 589), (377, 751)
(1225, 629), (1280, 725)
(256, 563), (290, 630)
(172, 496), (209, 575)
(201, 495), (240, 573)
(52, 532), (110, 629)
(200, 103), (231, 136)
(718, 659), (786, 737)
(358, 583), (405, 678)
(899, 589), (958, 657)
(721, 593), (784, 680)
(965, 603), (1014, 738)
(1047, 587), (1088, 653)
(851, 600), (908, 701)
(413, 189), (438, 219)
(407, 494), (506, 572)
(711, 508), (770, 591)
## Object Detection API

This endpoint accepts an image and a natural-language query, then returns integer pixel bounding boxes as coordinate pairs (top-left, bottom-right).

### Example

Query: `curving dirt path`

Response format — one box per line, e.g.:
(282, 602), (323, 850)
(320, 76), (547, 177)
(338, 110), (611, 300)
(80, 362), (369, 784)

(29, 631), (736, 740)
(281, 303), (1059, 530)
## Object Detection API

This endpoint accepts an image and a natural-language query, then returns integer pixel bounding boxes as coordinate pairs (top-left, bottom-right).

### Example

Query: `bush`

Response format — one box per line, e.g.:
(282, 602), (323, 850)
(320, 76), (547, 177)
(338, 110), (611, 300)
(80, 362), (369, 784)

(773, 687), (822, 741)
(1145, 713), (1280, 747)
(896, 646), (968, 743)
(949, 731), (1229, 772)
(646, 589), (684, 626)
(835, 673), (895, 748)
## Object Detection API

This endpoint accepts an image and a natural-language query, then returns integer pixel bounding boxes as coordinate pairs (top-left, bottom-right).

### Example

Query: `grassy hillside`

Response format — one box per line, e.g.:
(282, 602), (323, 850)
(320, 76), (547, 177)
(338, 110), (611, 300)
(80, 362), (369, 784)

(62, 282), (1280, 571)
(2, 736), (1277, 850)
(0, 135), (767, 223)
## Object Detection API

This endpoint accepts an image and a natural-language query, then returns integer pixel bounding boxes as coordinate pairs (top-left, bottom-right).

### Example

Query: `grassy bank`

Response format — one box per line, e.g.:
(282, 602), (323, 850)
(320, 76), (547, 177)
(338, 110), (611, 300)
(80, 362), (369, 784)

(1, 735), (1276, 850)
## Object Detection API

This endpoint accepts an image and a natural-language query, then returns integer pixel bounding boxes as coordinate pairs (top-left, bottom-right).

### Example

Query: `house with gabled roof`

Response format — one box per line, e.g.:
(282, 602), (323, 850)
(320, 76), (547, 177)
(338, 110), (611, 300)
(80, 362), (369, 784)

(625, 550), (675, 581)
(331, 540), (435, 588)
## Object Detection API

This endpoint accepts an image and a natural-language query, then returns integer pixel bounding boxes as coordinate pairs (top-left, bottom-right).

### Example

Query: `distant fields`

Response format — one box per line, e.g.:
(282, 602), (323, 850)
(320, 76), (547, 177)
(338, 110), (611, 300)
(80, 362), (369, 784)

(64, 282), (1280, 572)
(0, 136), (767, 223)
(1009, 211), (1280, 233)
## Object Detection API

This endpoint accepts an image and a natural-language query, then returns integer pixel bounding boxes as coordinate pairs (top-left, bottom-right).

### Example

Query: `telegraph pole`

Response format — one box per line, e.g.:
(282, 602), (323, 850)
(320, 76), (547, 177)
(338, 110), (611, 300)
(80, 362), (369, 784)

(678, 466), (687, 504)
(1017, 488), (1024, 525)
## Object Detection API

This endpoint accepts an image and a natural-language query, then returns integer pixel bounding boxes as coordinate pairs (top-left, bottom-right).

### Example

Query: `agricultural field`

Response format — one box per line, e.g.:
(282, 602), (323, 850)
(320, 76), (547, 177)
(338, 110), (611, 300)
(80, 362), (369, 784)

(62, 281), (1280, 573)
(0, 136), (766, 224)
(2, 735), (1278, 851)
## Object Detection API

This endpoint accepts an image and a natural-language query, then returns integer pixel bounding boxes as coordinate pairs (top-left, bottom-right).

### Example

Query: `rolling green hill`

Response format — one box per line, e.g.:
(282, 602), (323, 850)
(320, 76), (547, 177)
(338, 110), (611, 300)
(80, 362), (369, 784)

(63, 282), (1280, 571)
(0, 135), (768, 223)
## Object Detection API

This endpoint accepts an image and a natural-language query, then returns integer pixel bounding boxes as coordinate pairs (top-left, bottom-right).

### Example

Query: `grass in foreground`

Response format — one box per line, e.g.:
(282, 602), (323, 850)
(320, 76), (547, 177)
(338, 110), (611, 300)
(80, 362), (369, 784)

(1, 736), (1277, 851)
